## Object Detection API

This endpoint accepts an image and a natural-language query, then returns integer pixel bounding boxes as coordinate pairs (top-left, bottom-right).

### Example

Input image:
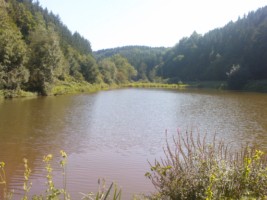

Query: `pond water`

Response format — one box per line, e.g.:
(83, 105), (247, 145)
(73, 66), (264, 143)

(1, 88), (267, 199)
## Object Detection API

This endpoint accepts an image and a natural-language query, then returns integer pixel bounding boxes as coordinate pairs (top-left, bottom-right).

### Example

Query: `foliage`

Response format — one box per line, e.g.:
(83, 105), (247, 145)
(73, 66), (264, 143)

(0, 161), (13, 200)
(226, 64), (249, 90)
(0, 0), (97, 96)
(243, 80), (267, 92)
(98, 54), (137, 84)
(122, 82), (187, 89)
(159, 7), (267, 89)
(2, 0), (267, 96)
(146, 132), (267, 200)
(0, 151), (121, 200)
(1, 89), (37, 98)
(50, 79), (111, 96)
(27, 25), (66, 95)
(0, 3), (29, 90)
(94, 46), (167, 82)
(80, 55), (101, 84)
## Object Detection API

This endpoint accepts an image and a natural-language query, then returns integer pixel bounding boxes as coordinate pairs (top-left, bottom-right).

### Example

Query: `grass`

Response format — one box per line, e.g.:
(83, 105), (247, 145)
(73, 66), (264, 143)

(51, 81), (110, 96)
(50, 80), (188, 96)
(0, 89), (37, 99)
(121, 82), (188, 89)
(0, 81), (187, 100)
(1, 79), (267, 100)
(146, 131), (267, 200)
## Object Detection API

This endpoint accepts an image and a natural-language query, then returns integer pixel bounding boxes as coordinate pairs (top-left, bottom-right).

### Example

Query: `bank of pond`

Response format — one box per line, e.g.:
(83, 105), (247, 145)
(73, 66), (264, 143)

(0, 81), (188, 99)
(1, 79), (267, 99)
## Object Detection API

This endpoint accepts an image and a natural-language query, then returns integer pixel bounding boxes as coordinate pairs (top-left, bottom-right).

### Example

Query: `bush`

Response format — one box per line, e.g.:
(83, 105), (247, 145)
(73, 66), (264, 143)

(2, 89), (37, 98)
(146, 132), (267, 200)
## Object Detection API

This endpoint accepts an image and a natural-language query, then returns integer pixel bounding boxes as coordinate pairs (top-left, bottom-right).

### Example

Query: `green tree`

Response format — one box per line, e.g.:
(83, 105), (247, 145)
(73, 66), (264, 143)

(65, 46), (84, 81)
(110, 54), (137, 84)
(226, 64), (249, 90)
(98, 59), (117, 84)
(28, 25), (65, 95)
(80, 55), (101, 83)
(0, 3), (29, 90)
(94, 46), (167, 82)
(9, 0), (35, 37)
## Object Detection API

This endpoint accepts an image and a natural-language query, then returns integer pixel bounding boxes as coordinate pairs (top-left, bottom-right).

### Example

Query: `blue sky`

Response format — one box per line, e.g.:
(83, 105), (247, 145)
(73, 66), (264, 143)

(37, 0), (267, 51)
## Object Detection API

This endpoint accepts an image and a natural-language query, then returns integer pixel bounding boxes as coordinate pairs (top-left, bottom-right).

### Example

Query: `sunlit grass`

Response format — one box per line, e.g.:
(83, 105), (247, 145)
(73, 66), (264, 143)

(51, 79), (188, 96)
(51, 81), (113, 96)
(122, 82), (188, 89)
(0, 89), (37, 99)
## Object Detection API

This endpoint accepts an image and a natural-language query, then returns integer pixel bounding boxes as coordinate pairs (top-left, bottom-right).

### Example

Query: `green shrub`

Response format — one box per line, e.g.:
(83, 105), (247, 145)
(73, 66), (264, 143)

(146, 132), (267, 200)
(1, 89), (37, 98)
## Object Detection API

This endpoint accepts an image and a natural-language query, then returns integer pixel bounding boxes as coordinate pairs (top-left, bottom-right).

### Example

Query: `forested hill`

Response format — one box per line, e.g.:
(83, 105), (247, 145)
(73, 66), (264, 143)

(1, 0), (267, 97)
(0, 0), (111, 97)
(158, 6), (267, 89)
(94, 46), (168, 81)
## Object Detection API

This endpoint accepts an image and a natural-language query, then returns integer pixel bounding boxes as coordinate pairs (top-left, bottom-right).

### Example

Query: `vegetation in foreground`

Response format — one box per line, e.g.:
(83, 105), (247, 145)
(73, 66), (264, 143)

(2, 133), (267, 199)
(146, 132), (267, 199)
(0, 151), (122, 200)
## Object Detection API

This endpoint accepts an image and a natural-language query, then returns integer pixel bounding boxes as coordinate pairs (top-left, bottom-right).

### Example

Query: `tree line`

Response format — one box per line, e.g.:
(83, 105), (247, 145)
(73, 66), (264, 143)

(1, 0), (267, 95)
(94, 5), (267, 90)
(0, 0), (137, 96)
(157, 6), (267, 89)
(94, 46), (168, 82)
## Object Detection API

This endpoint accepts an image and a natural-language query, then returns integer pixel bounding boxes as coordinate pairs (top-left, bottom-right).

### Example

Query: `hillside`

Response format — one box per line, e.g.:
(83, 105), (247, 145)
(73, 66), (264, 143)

(158, 6), (267, 89)
(0, 0), (101, 96)
(94, 46), (168, 81)
(1, 0), (267, 97)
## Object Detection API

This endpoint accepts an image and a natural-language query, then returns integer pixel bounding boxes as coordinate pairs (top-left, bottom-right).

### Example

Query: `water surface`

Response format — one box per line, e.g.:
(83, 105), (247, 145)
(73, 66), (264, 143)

(1, 88), (267, 199)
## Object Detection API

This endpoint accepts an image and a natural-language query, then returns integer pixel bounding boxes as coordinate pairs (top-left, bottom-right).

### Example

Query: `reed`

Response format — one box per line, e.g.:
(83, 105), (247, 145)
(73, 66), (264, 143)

(146, 131), (267, 199)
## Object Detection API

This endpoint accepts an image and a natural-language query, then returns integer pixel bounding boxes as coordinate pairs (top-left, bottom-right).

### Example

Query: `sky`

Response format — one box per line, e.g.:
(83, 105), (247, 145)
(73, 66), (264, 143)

(37, 0), (267, 51)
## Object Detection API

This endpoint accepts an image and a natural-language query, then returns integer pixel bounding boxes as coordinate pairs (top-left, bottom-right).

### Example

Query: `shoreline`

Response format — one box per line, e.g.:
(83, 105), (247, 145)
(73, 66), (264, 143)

(1, 80), (267, 100)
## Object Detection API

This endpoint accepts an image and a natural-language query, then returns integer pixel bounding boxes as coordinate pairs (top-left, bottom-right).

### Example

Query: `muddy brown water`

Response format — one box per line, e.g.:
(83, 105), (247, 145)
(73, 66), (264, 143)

(1, 88), (267, 199)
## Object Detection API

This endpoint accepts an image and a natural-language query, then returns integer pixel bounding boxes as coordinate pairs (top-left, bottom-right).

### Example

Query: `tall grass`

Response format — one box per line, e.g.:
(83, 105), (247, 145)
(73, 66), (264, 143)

(122, 82), (187, 89)
(0, 89), (37, 99)
(146, 131), (267, 199)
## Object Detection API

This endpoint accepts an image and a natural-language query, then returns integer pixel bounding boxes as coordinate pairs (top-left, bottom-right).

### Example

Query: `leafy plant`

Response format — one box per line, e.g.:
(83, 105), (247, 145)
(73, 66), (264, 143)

(80, 179), (121, 200)
(0, 161), (13, 200)
(146, 131), (267, 199)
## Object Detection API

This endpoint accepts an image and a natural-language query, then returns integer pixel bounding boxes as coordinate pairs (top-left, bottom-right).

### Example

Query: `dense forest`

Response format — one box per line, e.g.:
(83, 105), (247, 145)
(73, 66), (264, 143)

(96, 6), (267, 90)
(1, 0), (267, 97)
(158, 6), (267, 89)
(0, 0), (137, 96)
(94, 46), (168, 82)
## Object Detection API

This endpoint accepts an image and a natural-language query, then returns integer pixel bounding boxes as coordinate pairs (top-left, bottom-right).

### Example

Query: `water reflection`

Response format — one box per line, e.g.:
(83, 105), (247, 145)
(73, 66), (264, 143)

(0, 89), (267, 199)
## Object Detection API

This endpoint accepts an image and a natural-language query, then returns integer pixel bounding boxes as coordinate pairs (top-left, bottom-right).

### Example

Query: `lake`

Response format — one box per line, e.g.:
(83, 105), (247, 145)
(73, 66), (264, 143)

(1, 88), (267, 199)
